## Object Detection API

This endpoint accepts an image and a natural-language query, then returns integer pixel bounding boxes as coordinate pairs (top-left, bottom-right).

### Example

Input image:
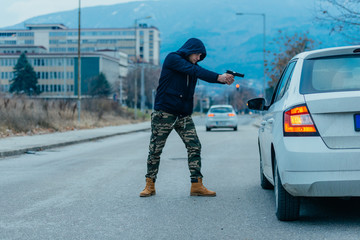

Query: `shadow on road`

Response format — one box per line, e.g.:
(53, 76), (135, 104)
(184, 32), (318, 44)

(261, 188), (360, 223)
(299, 197), (360, 223)
(205, 129), (238, 132)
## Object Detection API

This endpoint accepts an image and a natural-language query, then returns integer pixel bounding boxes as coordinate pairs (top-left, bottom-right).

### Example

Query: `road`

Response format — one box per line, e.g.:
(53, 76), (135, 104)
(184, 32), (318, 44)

(1, 115), (360, 239)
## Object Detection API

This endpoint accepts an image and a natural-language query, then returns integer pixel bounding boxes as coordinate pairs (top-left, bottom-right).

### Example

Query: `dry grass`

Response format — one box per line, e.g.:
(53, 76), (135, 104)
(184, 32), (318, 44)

(0, 95), (148, 138)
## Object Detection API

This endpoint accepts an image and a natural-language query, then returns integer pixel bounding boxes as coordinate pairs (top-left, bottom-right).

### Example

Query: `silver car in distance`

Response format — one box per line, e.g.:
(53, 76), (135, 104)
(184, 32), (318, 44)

(205, 105), (238, 131)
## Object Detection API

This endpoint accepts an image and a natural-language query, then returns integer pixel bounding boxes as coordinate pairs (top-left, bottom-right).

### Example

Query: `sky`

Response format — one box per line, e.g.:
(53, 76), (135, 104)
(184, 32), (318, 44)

(0, 0), (140, 28)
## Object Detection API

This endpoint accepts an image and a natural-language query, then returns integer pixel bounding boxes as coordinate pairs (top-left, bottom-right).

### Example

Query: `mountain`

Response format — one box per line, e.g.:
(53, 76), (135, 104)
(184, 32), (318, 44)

(2, 0), (349, 92)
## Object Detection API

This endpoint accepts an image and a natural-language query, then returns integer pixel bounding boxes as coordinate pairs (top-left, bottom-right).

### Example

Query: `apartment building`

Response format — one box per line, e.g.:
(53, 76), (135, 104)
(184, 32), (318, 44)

(0, 22), (160, 100)
(0, 46), (128, 97)
(0, 23), (160, 65)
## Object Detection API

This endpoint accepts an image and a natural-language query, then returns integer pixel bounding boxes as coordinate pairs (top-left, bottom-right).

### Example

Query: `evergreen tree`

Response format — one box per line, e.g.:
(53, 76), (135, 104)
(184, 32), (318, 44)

(88, 72), (111, 97)
(10, 53), (40, 95)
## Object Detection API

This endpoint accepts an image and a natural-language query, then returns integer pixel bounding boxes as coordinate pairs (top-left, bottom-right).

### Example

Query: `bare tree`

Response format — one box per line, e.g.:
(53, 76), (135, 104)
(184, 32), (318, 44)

(229, 86), (257, 112)
(124, 65), (160, 109)
(265, 31), (316, 89)
(194, 84), (208, 112)
(144, 67), (161, 108)
(315, 0), (360, 43)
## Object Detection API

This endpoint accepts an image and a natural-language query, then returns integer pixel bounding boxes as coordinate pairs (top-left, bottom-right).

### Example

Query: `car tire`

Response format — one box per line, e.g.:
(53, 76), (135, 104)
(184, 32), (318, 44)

(206, 127), (211, 131)
(259, 149), (273, 190)
(234, 127), (237, 131)
(274, 160), (300, 221)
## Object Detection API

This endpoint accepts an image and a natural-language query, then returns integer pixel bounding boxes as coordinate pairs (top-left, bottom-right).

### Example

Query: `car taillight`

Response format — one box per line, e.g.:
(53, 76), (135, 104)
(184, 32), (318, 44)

(228, 113), (236, 117)
(208, 113), (214, 117)
(284, 105), (319, 136)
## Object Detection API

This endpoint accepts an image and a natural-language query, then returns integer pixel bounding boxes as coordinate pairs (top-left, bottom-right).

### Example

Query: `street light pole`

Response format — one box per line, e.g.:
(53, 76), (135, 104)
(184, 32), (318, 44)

(77, 0), (81, 123)
(133, 16), (151, 119)
(236, 12), (266, 99)
(134, 19), (138, 119)
(140, 63), (145, 113)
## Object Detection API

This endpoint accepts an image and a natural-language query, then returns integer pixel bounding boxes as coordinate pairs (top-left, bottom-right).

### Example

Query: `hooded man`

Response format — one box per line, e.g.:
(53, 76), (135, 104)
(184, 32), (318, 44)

(140, 38), (234, 197)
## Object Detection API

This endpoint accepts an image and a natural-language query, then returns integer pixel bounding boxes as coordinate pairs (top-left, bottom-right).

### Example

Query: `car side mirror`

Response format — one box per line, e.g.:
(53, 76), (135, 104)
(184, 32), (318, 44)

(247, 98), (268, 111)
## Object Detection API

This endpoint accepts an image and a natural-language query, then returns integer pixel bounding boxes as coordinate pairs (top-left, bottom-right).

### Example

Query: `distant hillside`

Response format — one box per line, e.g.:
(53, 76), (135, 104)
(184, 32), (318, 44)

(3, 0), (349, 92)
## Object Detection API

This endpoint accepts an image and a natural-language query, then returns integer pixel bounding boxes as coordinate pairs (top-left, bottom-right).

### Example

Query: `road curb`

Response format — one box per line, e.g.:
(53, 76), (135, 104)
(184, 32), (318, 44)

(0, 127), (150, 158)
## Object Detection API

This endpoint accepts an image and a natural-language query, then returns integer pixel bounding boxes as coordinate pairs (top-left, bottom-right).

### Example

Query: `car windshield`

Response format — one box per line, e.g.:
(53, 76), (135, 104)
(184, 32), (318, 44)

(210, 107), (233, 113)
(300, 55), (360, 94)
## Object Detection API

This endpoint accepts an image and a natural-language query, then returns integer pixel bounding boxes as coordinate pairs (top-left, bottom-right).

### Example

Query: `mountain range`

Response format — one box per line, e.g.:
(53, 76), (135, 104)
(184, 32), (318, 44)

(2, 0), (350, 92)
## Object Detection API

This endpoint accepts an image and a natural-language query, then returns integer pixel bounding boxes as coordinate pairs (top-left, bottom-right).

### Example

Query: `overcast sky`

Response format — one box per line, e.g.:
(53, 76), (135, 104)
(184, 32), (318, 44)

(0, 0), (140, 28)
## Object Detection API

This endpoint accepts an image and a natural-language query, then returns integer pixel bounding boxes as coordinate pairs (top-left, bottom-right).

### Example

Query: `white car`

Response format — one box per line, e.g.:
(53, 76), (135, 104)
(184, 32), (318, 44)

(205, 105), (238, 131)
(248, 45), (360, 221)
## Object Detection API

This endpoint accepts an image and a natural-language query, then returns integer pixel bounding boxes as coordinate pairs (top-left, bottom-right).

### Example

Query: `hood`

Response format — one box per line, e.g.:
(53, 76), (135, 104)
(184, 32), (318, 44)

(176, 38), (207, 62)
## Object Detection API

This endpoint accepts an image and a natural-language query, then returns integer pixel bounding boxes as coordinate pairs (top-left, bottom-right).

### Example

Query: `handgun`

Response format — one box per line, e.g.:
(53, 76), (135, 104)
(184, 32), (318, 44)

(226, 70), (245, 78)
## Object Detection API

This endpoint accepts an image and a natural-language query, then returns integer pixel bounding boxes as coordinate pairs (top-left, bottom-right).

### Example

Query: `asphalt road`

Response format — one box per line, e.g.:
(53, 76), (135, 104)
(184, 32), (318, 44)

(1, 115), (360, 239)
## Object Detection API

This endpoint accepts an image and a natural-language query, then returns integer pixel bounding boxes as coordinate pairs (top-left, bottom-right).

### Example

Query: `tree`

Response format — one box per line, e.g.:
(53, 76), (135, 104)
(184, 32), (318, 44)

(229, 86), (257, 112)
(316, 0), (360, 43)
(265, 31), (316, 93)
(10, 53), (40, 95)
(144, 66), (161, 108)
(124, 65), (160, 109)
(194, 84), (208, 112)
(87, 73), (111, 97)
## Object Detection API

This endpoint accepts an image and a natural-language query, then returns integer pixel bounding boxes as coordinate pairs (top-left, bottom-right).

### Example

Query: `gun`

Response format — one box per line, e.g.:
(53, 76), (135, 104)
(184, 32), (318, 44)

(226, 70), (245, 78)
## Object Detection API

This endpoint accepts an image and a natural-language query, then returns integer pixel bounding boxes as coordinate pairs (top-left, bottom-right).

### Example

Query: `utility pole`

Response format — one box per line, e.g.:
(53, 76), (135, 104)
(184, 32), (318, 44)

(77, 0), (81, 123)
(134, 19), (138, 119)
(133, 16), (151, 119)
(152, 89), (156, 111)
(140, 63), (145, 113)
(236, 12), (266, 99)
(119, 76), (123, 106)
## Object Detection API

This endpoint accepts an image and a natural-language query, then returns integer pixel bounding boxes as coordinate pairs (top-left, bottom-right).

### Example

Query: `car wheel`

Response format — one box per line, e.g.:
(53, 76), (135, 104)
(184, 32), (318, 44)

(259, 148), (273, 190)
(206, 127), (211, 131)
(234, 127), (237, 131)
(274, 160), (300, 221)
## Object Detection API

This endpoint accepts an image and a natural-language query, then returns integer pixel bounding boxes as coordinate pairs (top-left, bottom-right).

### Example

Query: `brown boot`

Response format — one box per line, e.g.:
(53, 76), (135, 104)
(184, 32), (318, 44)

(190, 178), (216, 197)
(140, 178), (156, 197)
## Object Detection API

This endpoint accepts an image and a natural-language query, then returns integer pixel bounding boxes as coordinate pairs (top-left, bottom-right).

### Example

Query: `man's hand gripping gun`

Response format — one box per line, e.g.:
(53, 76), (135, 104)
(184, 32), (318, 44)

(226, 70), (245, 78)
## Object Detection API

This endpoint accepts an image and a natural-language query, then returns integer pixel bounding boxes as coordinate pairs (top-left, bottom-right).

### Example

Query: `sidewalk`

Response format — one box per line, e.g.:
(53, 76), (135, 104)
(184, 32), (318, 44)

(0, 121), (151, 158)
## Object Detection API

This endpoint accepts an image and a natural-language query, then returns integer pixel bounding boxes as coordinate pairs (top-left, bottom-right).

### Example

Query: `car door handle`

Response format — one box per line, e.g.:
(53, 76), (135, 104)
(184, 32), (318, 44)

(267, 119), (274, 124)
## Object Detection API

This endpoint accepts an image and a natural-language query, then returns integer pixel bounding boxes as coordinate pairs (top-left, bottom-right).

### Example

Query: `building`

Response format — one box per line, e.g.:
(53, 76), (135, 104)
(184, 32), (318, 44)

(0, 46), (128, 98)
(0, 23), (160, 65)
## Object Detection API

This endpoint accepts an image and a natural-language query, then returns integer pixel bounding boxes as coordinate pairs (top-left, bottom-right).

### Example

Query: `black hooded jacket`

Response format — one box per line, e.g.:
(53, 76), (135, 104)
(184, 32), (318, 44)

(154, 38), (222, 117)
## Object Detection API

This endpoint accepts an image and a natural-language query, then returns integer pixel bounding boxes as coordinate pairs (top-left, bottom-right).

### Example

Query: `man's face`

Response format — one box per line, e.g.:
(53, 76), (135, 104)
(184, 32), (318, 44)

(188, 53), (202, 64)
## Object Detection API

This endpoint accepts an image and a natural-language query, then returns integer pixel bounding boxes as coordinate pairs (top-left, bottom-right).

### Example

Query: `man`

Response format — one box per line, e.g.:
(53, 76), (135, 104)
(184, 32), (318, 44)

(140, 38), (235, 197)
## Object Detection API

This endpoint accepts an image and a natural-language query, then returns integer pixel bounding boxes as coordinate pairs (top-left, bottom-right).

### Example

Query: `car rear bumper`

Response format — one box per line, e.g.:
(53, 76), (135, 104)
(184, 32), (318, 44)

(282, 171), (360, 197)
(206, 119), (237, 128)
(277, 137), (360, 197)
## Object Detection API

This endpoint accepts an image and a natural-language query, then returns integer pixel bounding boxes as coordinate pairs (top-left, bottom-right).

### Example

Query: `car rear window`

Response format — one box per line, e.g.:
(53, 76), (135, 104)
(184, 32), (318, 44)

(210, 107), (233, 113)
(300, 55), (360, 94)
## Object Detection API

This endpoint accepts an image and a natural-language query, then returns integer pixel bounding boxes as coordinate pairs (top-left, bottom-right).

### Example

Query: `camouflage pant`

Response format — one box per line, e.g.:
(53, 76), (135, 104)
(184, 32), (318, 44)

(145, 110), (203, 181)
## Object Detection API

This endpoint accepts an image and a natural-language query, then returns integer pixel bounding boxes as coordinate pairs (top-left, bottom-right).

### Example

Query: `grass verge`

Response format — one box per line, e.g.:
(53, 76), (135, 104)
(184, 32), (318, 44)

(0, 96), (149, 138)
